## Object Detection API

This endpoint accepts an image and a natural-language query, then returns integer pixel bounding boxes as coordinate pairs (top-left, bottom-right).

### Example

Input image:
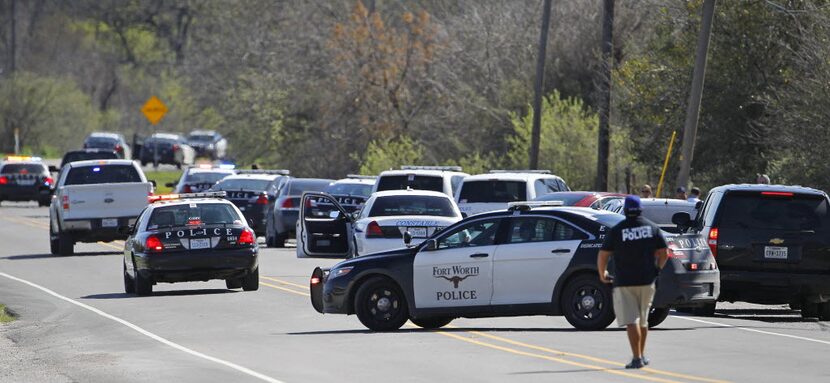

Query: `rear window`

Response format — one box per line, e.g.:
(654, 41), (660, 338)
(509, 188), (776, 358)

(288, 180), (332, 195)
(188, 134), (214, 142)
(459, 180), (527, 203)
(376, 175), (444, 193)
(64, 165), (142, 185)
(325, 183), (372, 197)
(61, 151), (118, 166)
(718, 192), (829, 231)
(1, 163), (45, 174)
(185, 172), (233, 184)
(148, 203), (240, 229)
(369, 195), (457, 217)
(212, 179), (271, 191)
(85, 137), (118, 148)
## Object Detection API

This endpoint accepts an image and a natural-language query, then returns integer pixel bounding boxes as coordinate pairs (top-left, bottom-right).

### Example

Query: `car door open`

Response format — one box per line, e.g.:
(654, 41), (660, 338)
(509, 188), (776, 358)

(299, 192), (353, 257)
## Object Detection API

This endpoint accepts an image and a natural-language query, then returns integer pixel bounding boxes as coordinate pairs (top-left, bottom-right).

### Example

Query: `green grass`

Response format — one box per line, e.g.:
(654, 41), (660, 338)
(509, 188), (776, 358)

(145, 170), (182, 194)
(0, 304), (16, 324)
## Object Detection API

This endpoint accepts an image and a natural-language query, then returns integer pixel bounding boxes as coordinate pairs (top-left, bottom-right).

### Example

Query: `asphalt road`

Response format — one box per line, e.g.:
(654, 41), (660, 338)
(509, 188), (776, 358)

(2, 202), (830, 383)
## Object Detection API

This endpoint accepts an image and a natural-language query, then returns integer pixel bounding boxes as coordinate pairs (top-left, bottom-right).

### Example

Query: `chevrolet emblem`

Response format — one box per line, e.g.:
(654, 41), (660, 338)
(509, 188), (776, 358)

(769, 238), (785, 245)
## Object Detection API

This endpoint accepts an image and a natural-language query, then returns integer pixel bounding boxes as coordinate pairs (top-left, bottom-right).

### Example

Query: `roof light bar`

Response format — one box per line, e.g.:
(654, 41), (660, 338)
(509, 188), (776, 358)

(4, 156), (42, 162)
(149, 191), (227, 203)
(489, 169), (552, 174)
(400, 165), (463, 172)
(346, 174), (378, 180)
(507, 201), (564, 211)
(194, 163), (236, 170)
(236, 169), (290, 175)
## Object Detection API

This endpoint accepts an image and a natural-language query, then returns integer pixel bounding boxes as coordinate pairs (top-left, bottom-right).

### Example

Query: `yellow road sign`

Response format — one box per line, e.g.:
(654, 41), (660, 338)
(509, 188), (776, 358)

(141, 96), (168, 125)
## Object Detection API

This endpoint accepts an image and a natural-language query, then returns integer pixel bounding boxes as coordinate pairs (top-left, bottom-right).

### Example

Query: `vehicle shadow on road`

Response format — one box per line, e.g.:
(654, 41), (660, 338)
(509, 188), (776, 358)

(712, 308), (818, 324)
(2, 252), (121, 260)
(510, 369), (609, 375)
(81, 289), (237, 299)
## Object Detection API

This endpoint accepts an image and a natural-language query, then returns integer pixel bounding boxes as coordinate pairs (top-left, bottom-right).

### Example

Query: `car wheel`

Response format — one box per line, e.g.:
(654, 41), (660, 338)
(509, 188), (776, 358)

(226, 278), (242, 289)
(411, 317), (453, 329)
(58, 232), (74, 256)
(274, 232), (286, 248)
(49, 223), (59, 255)
(818, 303), (830, 321)
(141, 160), (147, 167)
(692, 303), (716, 317)
(354, 276), (409, 331)
(242, 267), (259, 291)
(123, 263), (135, 294)
(801, 303), (820, 319)
(176, 162), (182, 170)
(648, 307), (671, 328)
(38, 198), (50, 207)
(560, 274), (615, 331)
(135, 271), (153, 296)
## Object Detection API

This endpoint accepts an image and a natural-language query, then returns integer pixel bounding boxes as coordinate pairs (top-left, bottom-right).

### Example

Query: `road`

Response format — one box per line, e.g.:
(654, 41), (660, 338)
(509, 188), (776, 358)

(1, 202), (829, 383)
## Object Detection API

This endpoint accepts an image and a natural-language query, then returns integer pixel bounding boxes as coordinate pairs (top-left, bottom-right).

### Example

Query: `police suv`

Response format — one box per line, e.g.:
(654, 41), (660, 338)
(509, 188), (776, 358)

(374, 166), (468, 197)
(169, 164), (237, 193)
(456, 170), (570, 216)
(121, 192), (259, 296)
(308, 201), (720, 331)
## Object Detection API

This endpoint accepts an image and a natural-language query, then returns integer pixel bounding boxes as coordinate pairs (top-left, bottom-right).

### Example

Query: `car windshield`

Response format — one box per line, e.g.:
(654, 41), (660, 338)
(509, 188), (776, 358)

(536, 192), (591, 205)
(212, 179), (271, 191)
(459, 180), (527, 203)
(718, 193), (829, 231)
(61, 151), (117, 167)
(368, 195), (457, 217)
(376, 175), (444, 193)
(147, 203), (240, 229)
(188, 134), (214, 142)
(85, 137), (118, 148)
(185, 172), (233, 184)
(288, 180), (333, 195)
(592, 213), (626, 228)
(1, 163), (45, 174)
(325, 183), (372, 197)
(64, 165), (142, 185)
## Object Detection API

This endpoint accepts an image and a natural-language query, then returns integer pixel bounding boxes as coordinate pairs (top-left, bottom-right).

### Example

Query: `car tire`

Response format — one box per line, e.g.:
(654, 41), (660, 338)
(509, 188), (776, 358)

(135, 271), (153, 296)
(354, 276), (409, 332)
(49, 223), (59, 255)
(38, 198), (50, 207)
(176, 162), (182, 170)
(141, 160), (148, 167)
(560, 274), (615, 331)
(273, 232), (286, 248)
(242, 267), (259, 291)
(648, 307), (671, 328)
(801, 303), (820, 319)
(818, 303), (830, 321)
(411, 317), (453, 329)
(123, 263), (135, 294)
(58, 232), (74, 256)
(226, 278), (243, 289)
(692, 303), (716, 317)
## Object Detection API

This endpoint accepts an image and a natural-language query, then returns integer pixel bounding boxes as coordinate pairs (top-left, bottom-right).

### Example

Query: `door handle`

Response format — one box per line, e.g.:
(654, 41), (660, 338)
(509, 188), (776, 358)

(469, 253), (489, 258)
(551, 249), (571, 254)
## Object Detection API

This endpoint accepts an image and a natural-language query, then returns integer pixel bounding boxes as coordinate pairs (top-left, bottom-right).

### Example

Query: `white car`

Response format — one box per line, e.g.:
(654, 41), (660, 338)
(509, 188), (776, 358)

(296, 189), (463, 258)
(455, 170), (570, 216)
(373, 166), (468, 197)
(607, 198), (699, 234)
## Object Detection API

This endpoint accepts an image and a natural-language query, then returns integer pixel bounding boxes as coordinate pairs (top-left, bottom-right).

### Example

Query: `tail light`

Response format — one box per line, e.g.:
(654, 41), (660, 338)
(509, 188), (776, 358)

(45, 177), (54, 186)
(366, 221), (384, 238)
(0, 176), (7, 185)
(281, 198), (294, 209)
(707, 227), (719, 257)
(62, 195), (70, 210)
(173, 144), (180, 152)
(239, 228), (255, 245)
(255, 193), (269, 205)
(146, 235), (164, 252)
(666, 243), (686, 259)
(183, 184), (193, 193)
(115, 144), (124, 153)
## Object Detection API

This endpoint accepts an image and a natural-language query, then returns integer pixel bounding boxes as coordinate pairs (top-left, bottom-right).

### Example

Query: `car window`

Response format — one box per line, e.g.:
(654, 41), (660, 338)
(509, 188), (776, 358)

(64, 165), (142, 185)
(212, 179), (271, 191)
(451, 175), (465, 196)
(85, 137), (117, 148)
(368, 195), (457, 217)
(147, 203), (241, 229)
(288, 180), (333, 195)
(717, 192), (829, 231)
(507, 217), (586, 244)
(376, 175), (444, 193)
(533, 180), (549, 198)
(437, 218), (501, 249)
(61, 151), (118, 167)
(325, 183), (373, 197)
(188, 134), (215, 142)
(459, 180), (527, 203)
(1, 163), (46, 174)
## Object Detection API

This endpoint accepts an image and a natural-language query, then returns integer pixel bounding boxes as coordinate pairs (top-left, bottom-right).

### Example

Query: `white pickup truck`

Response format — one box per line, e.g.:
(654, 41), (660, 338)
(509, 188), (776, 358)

(49, 160), (153, 256)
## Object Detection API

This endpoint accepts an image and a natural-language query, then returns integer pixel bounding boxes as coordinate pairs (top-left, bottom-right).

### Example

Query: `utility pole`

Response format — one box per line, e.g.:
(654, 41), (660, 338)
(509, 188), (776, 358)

(676, 0), (716, 190)
(10, 0), (17, 73)
(530, 0), (553, 170)
(595, 0), (614, 191)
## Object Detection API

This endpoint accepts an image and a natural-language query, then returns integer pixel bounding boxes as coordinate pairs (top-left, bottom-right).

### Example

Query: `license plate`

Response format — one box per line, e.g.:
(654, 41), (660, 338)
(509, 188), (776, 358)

(316, 239), (331, 247)
(407, 227), (428, 238)
(101, 218), (118, 227)
(17, 179), (35, 185)
(764, 246), (788, 259)
(190, 238), (211, 249)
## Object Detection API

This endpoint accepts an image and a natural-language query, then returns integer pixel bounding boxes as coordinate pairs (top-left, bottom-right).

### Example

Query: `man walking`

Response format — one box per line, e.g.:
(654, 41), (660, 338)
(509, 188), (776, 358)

(597, 196), (668, 369)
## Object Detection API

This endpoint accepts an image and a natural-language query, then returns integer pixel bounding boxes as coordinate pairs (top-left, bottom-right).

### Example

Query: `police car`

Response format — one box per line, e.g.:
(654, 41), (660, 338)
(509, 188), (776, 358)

(456, 170), (570, 216)
(296, 189), (463, 258)
(168, 164), (237, 193)
(210, 170), (290, 237)
(0, 156), (55, 206)
(308, 202), (720, 331)
(322, 175), (376, 213)
(121, 192), (259, 296)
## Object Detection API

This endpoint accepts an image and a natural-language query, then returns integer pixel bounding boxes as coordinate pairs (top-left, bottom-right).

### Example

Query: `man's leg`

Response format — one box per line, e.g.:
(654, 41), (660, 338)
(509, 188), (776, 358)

(625, 324), (642, 359)
(640, 326), (648, 357)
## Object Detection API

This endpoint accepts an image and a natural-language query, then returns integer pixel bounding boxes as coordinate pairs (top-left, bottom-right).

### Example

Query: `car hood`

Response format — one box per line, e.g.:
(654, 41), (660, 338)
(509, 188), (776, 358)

(331, 247), (417, 269)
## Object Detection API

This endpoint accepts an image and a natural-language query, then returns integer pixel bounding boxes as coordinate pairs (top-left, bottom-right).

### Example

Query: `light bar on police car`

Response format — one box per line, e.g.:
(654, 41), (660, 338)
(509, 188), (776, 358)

(507, 200), (564, 211)
(149, 191), (228, 203)
(3, 156), (43, 162)
(400, 165), (463, 172)
(346, 174), (378, 179)
(489, 169), (551, 174)
(236, 169), (290, 175)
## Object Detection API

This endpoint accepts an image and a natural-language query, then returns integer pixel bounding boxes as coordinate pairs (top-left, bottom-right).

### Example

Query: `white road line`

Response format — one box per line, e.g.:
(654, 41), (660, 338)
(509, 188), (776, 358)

(672, 315), (830, 346)
(0, 272), (286, 383)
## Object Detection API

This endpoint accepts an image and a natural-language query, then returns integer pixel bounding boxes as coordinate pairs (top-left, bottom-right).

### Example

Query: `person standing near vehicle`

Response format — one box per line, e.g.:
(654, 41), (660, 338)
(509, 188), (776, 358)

(687, 187), (702, 204)
(639, 184), (652, 198)
(597, 196), (669, 369)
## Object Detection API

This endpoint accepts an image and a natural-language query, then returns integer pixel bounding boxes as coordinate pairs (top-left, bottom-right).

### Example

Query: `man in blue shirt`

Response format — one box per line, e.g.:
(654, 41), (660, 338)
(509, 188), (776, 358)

(597, 195), (668, 369)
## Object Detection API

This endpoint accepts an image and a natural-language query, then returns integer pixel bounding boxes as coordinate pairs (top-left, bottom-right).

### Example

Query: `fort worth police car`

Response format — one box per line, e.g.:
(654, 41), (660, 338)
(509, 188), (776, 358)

(121, 192), (259, 296)
(307, 202), (720, 331)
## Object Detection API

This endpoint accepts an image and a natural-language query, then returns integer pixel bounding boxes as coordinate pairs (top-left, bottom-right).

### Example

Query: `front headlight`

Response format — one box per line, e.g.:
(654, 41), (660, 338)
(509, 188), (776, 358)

(329, 266), (354, 279)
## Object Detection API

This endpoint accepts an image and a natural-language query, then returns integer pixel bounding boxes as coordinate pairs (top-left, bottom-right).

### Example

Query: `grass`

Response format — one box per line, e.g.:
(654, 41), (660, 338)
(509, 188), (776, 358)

(145, 170), (182, 194)
(0, 304), (16, 324)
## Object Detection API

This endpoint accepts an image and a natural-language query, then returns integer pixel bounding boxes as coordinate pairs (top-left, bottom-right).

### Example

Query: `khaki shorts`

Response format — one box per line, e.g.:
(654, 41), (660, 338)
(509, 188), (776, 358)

(613, 283), (656, 327)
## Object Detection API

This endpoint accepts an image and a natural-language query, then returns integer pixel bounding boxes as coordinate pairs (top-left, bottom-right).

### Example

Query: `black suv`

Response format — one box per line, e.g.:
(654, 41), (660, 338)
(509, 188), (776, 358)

(684, 184), (830, 319)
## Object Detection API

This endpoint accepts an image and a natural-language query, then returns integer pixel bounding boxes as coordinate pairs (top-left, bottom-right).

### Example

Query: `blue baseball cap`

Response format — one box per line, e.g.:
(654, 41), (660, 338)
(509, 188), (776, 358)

(624, 195), (642, 215)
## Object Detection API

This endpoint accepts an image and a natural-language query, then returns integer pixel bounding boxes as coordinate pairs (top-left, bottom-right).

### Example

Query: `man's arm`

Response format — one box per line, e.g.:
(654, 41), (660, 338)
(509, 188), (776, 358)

(597, 250), (613, 284)
(654, 248), (668, 270)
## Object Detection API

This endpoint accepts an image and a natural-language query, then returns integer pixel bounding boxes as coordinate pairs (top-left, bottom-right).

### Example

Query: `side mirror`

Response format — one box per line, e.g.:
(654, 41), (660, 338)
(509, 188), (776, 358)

(48, 165), (58, 173)
(329, 210), (341, 219)
(247, 218), (256, 227)
(671, 212), (692, 232)
(461, 212), (468, 219)
(403, 231), (413, 247)
(351, 211), (361, 221)
(695, 200), (703, 210)
(425, 239), (437, 251)
(117, 225), (135, 235)
(148, 180), (156, 187)
(164, 182), (175, 188)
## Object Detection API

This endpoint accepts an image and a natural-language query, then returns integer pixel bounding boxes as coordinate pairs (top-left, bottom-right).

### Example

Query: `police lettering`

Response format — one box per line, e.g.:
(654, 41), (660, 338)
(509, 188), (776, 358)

(621, 226), (653, 241)
(436, 290), (477, 301)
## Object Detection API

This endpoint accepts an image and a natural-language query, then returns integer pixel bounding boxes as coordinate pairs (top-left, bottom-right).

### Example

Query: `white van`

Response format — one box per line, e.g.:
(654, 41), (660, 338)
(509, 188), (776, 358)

(455, 170), (569, 216)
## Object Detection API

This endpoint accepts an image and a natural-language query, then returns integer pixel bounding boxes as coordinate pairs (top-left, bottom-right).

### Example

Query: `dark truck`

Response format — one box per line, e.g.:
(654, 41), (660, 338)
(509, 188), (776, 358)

(677, 184), (830, 319)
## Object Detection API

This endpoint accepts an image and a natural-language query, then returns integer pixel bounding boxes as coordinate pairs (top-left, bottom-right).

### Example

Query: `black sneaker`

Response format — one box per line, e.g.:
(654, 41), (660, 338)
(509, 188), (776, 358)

(642, 357), (650, 366)
(625, 358), (644, 369)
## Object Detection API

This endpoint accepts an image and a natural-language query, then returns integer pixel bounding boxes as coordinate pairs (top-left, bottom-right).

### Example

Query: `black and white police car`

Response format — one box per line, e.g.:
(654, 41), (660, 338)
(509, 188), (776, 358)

(121, 192), (259, 296)
(308, 201), (720, 331)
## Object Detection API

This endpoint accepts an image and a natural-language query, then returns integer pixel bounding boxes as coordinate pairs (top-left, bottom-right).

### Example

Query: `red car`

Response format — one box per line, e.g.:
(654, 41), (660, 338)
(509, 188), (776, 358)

(535, 191), (628, 210)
